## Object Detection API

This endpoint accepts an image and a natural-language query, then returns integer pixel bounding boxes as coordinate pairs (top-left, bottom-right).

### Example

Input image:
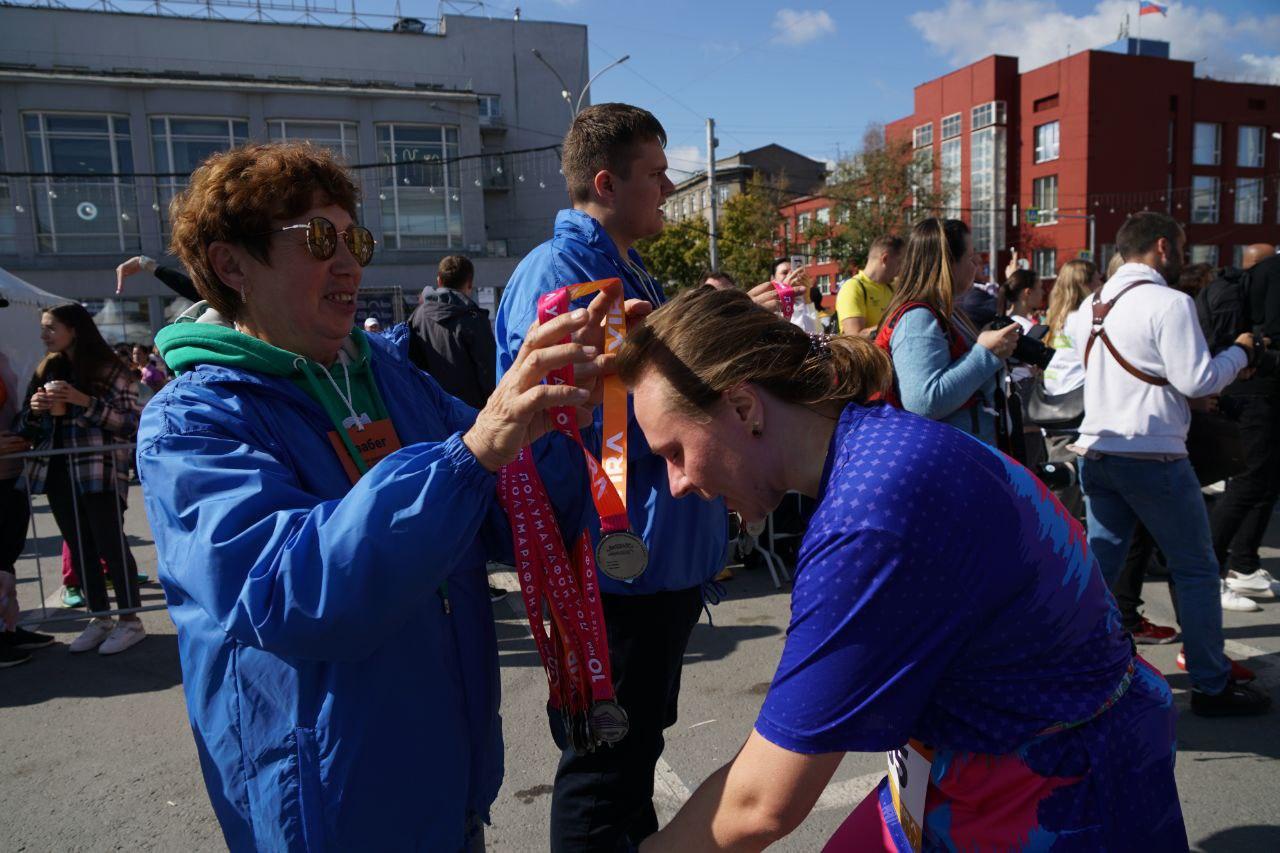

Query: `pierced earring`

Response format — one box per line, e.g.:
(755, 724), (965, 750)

(239, 286), (248, 304)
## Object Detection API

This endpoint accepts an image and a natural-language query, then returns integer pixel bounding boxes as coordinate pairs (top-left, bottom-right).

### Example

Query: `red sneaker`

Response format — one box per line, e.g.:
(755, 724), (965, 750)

(1131, 618), (1178, 645)
(1176, 649), (1256, 683)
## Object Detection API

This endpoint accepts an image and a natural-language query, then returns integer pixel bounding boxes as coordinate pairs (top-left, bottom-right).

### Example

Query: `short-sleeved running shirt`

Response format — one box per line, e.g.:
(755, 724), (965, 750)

(836, 272), (894, 329)
(756, 403), (1185, 850)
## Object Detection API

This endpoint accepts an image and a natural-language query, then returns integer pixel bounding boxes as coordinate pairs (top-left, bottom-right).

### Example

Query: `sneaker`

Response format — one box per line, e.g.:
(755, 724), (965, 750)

(98, 620), (145, 655)
(1190, 681), (1273, 717)
(1226, 569), (1279, 598)
(69, 617), (116, 653)
(488, 585), (509, 604)
(61, 586), (85, 608)
(3, 627), (55, 650)
(1221, 580), (1261, 612)
(1130, 617), (1178, 645)
(1176, 649), (1256, 683)
(0, 642), (31, 668)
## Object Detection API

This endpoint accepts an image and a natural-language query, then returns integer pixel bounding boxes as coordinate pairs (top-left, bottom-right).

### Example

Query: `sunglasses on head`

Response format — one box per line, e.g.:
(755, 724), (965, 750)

(264, 216), (376, 266)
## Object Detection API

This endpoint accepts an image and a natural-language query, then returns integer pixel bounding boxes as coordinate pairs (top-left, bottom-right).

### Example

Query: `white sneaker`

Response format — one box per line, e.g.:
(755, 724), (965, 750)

(69, 618), (116, 653)
(98, 620), (146, 655)
(1221, 580), (1262, 612)
(1226, 569), (1279, 598)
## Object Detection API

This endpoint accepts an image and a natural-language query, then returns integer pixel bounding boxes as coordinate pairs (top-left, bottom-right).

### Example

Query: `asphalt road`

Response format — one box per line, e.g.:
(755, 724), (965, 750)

(3, 488), (1278, 851)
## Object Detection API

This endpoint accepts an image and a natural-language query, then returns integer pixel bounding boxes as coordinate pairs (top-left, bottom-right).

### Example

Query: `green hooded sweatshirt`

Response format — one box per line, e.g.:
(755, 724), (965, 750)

(155, 305), (394, 479)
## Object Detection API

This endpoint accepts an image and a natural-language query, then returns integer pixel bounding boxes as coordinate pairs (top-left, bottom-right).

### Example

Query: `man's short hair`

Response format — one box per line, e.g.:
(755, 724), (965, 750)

(562, 104), (667, 204)
(703, 270), (736, 289)
(437, 255), (475, 289)
(868, 235), (905, 258)
(772, 257), (790, 277)
(1116, 212), (1182, 261)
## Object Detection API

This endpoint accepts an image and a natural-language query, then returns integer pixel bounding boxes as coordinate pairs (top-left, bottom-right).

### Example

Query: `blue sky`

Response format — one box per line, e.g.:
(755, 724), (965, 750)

(495, 0), (1280, 177)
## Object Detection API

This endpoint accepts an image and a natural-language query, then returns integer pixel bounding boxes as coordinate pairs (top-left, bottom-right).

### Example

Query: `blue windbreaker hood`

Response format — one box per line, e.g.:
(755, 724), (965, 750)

(493, 209), (727, 596)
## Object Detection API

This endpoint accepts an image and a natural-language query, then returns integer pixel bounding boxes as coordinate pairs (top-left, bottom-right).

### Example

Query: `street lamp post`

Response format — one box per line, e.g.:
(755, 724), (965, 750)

(530, 48), (574, 123)
(575, 55), (630, 115)
(531, 49), (631, 119)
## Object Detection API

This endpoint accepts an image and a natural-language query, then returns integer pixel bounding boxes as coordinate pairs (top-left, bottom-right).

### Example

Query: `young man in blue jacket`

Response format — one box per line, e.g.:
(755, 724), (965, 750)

(495, 103), (727, 851)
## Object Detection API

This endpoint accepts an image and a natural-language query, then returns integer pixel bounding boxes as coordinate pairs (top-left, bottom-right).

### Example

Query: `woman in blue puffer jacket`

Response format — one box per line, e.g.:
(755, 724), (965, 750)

(138, 142), (611, 851)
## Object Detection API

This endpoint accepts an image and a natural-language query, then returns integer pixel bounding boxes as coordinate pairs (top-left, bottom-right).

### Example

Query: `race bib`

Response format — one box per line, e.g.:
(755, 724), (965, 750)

(887, 739), (934, 853)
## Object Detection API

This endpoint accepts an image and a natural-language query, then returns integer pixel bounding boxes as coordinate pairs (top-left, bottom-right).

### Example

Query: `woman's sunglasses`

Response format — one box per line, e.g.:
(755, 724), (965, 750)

(265, 217), (376, 266)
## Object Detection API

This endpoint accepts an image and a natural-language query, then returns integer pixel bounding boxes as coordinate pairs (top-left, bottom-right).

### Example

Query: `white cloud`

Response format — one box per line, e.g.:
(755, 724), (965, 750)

(772, 9), (836, 46)
(909, 1), (1280, 82)
(665, 144), (706, 176)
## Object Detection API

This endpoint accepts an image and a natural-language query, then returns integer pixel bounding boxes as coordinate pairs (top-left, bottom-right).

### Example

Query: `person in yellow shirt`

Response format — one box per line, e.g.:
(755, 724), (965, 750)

(837, 235), (903, 336)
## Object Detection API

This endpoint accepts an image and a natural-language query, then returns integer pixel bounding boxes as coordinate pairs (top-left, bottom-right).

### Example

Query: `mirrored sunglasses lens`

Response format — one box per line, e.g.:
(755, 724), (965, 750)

(348, 226), (375, 265)
(308, 218), (337, 260)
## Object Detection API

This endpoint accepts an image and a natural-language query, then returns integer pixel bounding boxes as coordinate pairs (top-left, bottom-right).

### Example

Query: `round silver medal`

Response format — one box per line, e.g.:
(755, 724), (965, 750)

(596, 531), (648, 581)
(589, 700), (630, 744)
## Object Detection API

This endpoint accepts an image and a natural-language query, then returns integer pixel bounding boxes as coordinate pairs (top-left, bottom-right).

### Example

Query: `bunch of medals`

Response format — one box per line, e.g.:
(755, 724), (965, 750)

(497, 279), (648, 754)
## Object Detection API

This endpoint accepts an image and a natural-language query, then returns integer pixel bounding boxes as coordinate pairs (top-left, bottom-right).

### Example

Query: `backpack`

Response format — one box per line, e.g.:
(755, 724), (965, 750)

(1195, 268), (1250, 356)
(874, 302), (975, 410)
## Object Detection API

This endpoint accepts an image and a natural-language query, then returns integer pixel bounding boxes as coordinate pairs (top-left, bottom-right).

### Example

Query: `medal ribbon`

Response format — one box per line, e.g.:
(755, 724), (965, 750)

(535, 279), (632, 536)
(773, 281), (795, 320)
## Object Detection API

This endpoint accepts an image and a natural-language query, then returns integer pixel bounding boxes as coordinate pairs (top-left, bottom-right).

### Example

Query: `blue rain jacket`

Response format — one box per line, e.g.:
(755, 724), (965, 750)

(137, 327), (503, 851)
(495, 208), (727, 596)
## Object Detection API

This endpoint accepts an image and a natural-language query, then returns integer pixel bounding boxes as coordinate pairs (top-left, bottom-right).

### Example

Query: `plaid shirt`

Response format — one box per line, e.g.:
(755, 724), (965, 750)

(21, 364), (140, 495)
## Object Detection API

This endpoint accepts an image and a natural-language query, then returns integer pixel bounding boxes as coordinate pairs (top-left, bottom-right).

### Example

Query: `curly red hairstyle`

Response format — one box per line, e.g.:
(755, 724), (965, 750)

(168, 141), (360, 320)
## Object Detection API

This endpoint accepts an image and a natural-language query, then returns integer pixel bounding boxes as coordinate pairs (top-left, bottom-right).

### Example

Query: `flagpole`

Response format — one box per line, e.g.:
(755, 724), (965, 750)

(1136, 6), (1142, 55)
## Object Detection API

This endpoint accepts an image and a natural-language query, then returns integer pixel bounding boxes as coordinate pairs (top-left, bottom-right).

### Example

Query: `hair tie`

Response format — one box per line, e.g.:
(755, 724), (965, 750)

(808, 332), (832, 359)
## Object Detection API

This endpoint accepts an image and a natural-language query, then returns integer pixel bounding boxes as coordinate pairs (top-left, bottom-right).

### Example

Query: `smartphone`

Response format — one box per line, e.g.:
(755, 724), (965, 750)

(789, 255), (805, 272)
(1017, 259), (1030, 271)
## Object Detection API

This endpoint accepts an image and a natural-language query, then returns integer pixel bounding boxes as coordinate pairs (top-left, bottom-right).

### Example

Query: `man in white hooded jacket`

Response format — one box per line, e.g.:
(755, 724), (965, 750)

(1067, 211), (1270, 718)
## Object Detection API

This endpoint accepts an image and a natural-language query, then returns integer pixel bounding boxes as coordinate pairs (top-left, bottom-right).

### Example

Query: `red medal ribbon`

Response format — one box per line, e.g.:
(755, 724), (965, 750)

(773, 281), (795, 320)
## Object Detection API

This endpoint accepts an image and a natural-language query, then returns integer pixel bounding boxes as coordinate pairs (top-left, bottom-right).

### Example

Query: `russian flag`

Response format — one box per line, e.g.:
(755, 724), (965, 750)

(1139, 0), (1168, 16)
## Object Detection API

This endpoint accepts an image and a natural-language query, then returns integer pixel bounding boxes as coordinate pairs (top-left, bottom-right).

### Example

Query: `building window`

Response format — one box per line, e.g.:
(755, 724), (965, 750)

(1233, 246), (1248, 268)
(1237, 125), (1264, 168)
(1032, 175), (1058, 224)
(152, 116), (249, 235)
(941, 112), (962, 140)
(912, 146), (933, 190)
(940, 138), (961, 218)
(0, 124), (15, 254)
(1033, 249), (1057, 279)
(717, 184), (730, 203)
(817, 240), (831, 264)
(816, 207), (830, 224)
(1099, 243), (1117, 271)
(1034, 121), (1060, 163)
(1193, 122), (1220, 166)
(25, 112), (140, 254)
(477, 94), (502, 120)
(268, 120), (358, 161)
(912, 123), (933, 149)
(1189, 245), (1218, 266)
(970, 126), (1006, 251)
(971, 101), (1006, 130)
(376, 123), (462, 250)
(1235, 178), (1263, 224)
(797, 211), (811, 231)
(816, 274), (831, 294)
(1191, 175), (1219, 224)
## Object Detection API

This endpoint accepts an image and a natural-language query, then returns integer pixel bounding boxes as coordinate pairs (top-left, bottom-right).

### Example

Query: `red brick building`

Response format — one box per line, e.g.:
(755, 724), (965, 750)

(777, 194), (843, 310)
(886, 40), (1280, 279)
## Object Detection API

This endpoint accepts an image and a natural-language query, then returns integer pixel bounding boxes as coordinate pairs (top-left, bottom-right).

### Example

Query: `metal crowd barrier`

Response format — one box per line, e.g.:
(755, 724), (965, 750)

(5, 442), (167, 628)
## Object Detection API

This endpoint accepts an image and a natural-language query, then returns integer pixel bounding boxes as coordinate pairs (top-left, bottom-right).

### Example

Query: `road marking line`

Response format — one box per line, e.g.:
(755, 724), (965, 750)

(689, 719), (717, 730)
(813, 771), (883, 813)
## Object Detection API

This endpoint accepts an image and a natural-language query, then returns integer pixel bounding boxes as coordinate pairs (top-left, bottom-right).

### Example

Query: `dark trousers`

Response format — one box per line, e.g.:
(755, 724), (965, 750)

(549, 585), (704, 853)
(1210, 394), (1280, 575)
(44, 457), (139, 613)
(1112, 523), (1180, 630)
(0, 478), (30, 574)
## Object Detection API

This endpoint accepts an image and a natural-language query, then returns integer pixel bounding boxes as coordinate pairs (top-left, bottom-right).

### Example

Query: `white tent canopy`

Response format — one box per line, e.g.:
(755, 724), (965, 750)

(0, 266), (68, 428)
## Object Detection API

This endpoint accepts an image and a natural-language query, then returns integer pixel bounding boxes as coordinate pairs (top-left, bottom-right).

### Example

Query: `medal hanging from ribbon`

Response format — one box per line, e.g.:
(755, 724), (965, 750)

(494, 278), (640, 753)
(536, 279), (648, 583)
(773, 281), (796, 320)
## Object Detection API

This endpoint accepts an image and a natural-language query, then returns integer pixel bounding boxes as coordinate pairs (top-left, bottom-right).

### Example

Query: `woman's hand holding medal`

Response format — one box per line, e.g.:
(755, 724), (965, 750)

(463, 290), (651, 473)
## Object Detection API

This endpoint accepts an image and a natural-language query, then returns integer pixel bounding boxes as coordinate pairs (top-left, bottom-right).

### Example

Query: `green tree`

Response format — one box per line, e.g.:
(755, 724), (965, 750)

(636, 216), (710, 293)
(718, 175), (784, 287)
(826, 124), (943, 268)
